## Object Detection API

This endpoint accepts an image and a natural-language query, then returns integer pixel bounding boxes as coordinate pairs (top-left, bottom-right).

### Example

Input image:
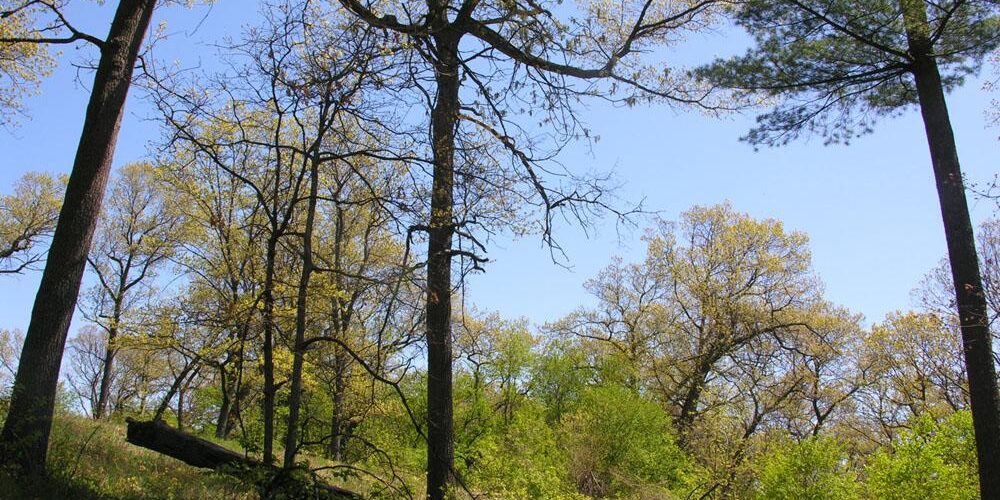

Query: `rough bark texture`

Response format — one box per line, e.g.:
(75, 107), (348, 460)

(904, 3), (1000, 497)
(425, 26), (460, 500)
(0, 0), (157, 474)
(125, 419), (362, 499)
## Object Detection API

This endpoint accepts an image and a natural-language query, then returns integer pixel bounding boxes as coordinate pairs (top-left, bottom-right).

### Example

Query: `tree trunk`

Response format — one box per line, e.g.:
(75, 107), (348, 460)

(154, 360), (197, 422)
(94, 295), (124, 419)
(283, 159), (320, 468)
(328, 347), (348, 461)
(0, 0), (156, 474)
(425, 29), (460, 500)
(327, 205), (350, 462)
(215, 365), (232, 439)
(227, 380), (251, 438)
(261, 237), (279, 465)
(94, 326), (118, 419)
(676, 361), (712, 444)
(904, 4), (1000, 497)
(177, 385), (186, 431)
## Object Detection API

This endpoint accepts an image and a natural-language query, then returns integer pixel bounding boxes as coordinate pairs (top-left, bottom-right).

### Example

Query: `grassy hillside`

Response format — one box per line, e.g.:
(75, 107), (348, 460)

(0, 415), (255, 500)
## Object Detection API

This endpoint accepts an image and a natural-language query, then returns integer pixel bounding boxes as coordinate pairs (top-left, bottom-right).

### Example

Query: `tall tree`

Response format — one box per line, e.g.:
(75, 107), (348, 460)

(0, 0), (158, 474)
(150, 0), (408, 463)
(696, 1), (1000, 495)
(554, 204), (819, 438)
(81, 163), (178, 419)
(157, 140), (263, 440)
(335, 1), (717, 495)
(857, 312), (969, 442)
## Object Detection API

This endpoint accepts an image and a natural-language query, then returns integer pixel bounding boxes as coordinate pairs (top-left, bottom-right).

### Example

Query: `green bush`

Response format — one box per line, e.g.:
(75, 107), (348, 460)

(864, 411), (978, 500)
(754, 436), (859, 500)
(559, 385), (693, 498)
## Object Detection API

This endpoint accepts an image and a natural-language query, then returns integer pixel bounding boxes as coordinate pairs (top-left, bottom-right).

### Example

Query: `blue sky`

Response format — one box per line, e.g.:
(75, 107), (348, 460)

(1, 1), (998, 336)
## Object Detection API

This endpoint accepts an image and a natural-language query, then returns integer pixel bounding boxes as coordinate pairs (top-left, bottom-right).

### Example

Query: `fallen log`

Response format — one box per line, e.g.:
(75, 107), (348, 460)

(125, 418), (361, 499)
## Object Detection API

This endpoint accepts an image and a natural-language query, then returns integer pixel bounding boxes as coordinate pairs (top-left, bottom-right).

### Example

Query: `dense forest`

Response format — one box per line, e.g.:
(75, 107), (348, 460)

(1, 0), (999, 499)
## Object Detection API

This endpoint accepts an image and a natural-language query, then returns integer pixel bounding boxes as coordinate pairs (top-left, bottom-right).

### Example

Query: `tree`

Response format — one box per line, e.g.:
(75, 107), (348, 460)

(559, 385), (692, 497)
(856, 312), (968, 442)
(334, 1), (719, 495)
(64, 323), (171, 418)
(556, 204), (819, 438)
(865, 411), (979, 500)
(150, 0), (416, 467)
(0, 0), (54, 127)
(80, 163), (179, 419)
(696, 1), (1000, 495)
(0, 0), (158, 474)
(754, 436), (859, 500)
(156, 139), (263, 440)
(0, 171), (63, 274)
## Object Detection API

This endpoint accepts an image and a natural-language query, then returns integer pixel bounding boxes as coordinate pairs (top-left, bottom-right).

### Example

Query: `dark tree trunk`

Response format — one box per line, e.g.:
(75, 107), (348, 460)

(283, 159), (320, 468)
(0, 0), (156, 475)
(425, 28), (460, 500)
(221, 322), (251, 440)
(127, 418), (255, 469)
(95, 265), (129, 419)
(177, 385), (186, 431)
(261, 237), (279, 465)
(904, 5), (1000, 498)
(328, 347), (348, 461)
(675, 360), (712, 444)
(215, 366), (233, 439)
(327, 206), (350, 462)
(227, 380), (251, 438)
(94, 326), (118, 419)
(154, 360), (198, 422)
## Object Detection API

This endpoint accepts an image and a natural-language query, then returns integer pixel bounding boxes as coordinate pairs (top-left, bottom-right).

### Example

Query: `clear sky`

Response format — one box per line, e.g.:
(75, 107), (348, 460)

(1, 1), (998, 336)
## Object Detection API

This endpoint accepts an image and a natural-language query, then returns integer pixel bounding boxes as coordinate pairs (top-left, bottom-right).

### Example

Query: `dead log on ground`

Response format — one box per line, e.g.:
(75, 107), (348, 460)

(125, 418), (361, 499)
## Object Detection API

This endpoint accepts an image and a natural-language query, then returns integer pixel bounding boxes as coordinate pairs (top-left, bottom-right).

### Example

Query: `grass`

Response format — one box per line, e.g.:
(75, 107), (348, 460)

(0, 414), (256, 500)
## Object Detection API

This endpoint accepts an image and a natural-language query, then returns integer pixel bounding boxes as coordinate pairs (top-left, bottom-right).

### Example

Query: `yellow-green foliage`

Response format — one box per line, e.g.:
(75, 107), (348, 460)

(463, 403), (583, 499)
(559, 386), (695, 499)
(0, 414), (254, 499)
(864, 411), (979, 500)
(754, 436), (859, 500)
(0, 1), (55, 126)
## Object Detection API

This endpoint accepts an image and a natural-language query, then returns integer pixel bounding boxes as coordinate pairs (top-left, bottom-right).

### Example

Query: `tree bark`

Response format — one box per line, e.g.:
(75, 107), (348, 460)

(904, 3), (1000, 497)
(177, 384), (186, 431)
(0, 0), (157, 475)
(425, 26), (460, 500)
(327, 205), (350, 462)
